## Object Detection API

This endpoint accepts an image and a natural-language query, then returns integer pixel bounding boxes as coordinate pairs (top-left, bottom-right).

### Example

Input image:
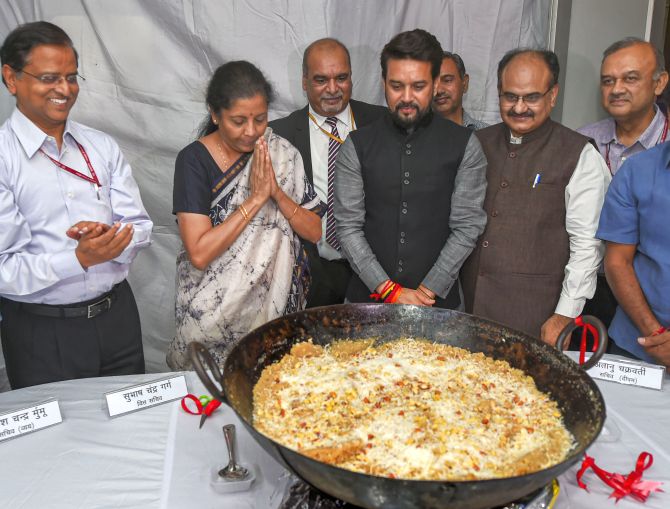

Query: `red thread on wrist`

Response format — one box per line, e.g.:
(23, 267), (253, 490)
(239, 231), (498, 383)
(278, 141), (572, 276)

(386, 283), (402, 303)
(370, 280), (394, 302)
(370, 281), (404, 304)
(380, 282), (394, 300)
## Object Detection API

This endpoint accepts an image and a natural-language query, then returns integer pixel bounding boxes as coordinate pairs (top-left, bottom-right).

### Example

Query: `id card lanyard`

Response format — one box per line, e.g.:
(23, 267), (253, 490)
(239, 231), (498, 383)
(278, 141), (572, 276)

(307, 108), (356, 144)
(40, 141), (101, 199)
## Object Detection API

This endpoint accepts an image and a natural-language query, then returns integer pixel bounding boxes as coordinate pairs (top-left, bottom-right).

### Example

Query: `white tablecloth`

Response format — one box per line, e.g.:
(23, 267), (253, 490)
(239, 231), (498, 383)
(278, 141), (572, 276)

(0, 359), (668, 509)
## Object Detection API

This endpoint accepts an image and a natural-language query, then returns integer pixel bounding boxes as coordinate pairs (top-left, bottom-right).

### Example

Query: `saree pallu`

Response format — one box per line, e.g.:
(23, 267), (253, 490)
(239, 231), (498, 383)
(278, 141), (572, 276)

(168, 130), (324, 369)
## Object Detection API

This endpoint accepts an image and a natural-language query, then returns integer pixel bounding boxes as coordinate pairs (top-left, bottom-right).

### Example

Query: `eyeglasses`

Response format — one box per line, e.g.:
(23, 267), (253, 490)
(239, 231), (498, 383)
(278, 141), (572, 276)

(16, 68), (85, 85)
(499, 87), (553, 105)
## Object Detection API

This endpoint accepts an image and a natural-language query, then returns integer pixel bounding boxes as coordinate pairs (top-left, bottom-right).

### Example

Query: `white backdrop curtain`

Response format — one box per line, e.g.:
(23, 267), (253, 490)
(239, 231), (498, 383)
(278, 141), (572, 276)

(0, 0), (551, 383)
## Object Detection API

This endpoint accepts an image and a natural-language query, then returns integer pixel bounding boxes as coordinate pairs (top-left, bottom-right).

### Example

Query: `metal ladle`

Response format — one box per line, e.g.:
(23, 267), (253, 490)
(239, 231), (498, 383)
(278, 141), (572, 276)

(218, 424), (250, 481)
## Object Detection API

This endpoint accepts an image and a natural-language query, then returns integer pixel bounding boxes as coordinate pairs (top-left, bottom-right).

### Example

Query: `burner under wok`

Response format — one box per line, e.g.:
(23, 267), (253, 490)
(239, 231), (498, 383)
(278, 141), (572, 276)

(278, 478), (560, 509)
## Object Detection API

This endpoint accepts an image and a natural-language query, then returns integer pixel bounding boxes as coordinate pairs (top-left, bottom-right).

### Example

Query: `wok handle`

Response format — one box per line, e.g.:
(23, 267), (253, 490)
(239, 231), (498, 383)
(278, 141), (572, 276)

(556, 315), (608, 370)
(188, 341), (228, 404)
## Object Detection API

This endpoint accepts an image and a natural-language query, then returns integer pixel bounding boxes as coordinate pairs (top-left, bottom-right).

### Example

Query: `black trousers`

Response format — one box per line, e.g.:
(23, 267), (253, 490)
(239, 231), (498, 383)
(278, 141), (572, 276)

(305, 244), (352, 308)
(582, 274), (618, 330)
(0, 280), (145, 389)
(568, 276), (641, 360)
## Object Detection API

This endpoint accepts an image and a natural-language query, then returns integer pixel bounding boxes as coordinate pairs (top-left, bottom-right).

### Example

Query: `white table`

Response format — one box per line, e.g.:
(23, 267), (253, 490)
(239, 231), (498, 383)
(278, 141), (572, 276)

(0, 360), (668, 509)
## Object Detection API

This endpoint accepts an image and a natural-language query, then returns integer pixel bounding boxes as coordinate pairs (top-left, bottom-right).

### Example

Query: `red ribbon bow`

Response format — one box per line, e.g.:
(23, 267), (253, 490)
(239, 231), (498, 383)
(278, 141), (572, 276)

(577, 452), (664, 502)
(180, 394), (221, 417)
(574, 316), (599, 366)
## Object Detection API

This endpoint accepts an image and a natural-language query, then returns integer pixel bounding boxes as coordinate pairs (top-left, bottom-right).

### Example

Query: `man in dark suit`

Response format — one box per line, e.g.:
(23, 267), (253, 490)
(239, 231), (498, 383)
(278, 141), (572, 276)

(270, 38), (385, 307)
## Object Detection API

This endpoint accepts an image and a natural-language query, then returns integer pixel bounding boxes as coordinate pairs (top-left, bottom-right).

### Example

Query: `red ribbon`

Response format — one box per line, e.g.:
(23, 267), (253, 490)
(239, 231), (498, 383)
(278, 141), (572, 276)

(180, 394), (221, 417)
(574, 316), (599, 366)
(577, 452), (664, 502)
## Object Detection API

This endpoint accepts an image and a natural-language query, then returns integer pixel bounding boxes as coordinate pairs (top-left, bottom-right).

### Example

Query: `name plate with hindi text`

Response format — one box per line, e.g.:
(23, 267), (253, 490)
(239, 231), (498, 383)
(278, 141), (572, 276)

(568, 352), (665, 390)
(0, 399), (62, 443)
(105, 374), (188, 417)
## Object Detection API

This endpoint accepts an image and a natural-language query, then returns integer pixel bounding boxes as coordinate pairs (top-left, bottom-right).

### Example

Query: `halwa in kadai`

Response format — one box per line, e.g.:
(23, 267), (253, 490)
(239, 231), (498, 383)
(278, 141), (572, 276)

(253, 338), (574, 480)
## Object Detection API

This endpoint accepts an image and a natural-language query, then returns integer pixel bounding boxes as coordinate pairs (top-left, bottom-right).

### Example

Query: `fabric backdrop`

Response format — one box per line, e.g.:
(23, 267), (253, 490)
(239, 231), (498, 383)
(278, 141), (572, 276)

(0, 0), (551, 381)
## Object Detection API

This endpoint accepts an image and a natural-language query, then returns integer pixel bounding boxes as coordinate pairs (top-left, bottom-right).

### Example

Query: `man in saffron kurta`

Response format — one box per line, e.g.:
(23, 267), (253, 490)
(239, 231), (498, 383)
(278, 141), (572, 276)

(461, 49), (610, 345)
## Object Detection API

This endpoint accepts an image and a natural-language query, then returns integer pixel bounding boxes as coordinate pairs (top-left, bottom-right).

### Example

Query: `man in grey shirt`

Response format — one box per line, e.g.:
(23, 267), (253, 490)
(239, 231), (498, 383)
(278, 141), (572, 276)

(333, 29), (487, 309)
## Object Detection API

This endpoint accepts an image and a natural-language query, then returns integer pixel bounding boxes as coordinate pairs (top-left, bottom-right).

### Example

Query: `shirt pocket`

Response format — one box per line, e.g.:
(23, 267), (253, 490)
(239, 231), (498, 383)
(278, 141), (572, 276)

(93, 184), (113, 222)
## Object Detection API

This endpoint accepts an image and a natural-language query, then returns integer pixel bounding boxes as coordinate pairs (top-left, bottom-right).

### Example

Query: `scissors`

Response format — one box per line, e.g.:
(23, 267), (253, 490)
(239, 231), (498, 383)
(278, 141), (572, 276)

(181, 394), (222, 428)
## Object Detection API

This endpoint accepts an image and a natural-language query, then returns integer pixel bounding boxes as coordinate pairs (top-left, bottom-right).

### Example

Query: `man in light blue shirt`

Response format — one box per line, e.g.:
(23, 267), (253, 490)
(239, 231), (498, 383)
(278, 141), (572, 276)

(577, 38), (667, 338)
(596, 142), (670, 367)
(0, 22), (152, 388)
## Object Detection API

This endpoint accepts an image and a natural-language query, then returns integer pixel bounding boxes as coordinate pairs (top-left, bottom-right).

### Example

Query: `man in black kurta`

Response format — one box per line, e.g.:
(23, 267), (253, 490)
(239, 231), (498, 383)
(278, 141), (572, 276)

(333, 29), (487, 308)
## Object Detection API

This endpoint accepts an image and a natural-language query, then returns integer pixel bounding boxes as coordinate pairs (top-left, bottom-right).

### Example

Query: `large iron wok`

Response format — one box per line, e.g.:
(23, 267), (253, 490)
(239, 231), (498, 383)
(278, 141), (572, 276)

(190, 304), (607, 509)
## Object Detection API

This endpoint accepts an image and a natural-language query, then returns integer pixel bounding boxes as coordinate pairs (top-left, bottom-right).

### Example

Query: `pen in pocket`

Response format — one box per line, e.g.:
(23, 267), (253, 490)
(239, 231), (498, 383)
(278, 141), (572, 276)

(532, 173), (541, 188)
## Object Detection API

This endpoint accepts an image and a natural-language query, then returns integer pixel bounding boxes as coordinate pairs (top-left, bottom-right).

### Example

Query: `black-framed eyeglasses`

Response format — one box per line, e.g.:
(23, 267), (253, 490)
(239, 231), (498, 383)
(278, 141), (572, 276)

(499, 87), (553, 105)
(16, 68), (85, 85)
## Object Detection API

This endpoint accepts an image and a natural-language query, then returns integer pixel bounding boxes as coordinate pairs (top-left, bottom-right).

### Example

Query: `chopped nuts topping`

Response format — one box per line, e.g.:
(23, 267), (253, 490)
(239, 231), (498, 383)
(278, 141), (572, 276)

(253, 338), (573, 481)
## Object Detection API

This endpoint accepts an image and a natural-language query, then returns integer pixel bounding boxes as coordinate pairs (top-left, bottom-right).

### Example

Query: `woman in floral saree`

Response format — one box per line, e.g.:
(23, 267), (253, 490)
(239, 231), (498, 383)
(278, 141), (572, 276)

(168, 61), (324, 369)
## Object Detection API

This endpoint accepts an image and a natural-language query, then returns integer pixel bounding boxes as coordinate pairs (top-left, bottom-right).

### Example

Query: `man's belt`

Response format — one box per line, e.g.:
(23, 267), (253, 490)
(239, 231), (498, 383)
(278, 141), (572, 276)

(16, 287), (117, 319)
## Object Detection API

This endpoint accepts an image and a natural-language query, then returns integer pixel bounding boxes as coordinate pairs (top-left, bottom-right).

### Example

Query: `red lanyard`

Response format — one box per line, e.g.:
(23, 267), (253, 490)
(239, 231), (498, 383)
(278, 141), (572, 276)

(40, 141), (101, 198)
(605, 114), (668, 174)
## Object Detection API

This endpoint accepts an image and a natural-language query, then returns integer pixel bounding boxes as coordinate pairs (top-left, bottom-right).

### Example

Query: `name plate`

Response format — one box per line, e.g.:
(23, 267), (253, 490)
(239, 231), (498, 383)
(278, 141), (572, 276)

(568, 352), (665, 390)
(105, 374), (188, 417)
(0, 399), (62, 443)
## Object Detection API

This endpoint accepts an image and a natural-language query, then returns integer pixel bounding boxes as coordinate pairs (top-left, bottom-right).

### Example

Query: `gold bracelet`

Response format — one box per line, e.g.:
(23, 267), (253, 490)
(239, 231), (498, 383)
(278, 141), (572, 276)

(239, 204), (249, 221)
(288, 204), (299, 221)
(418, 286), (434, 299)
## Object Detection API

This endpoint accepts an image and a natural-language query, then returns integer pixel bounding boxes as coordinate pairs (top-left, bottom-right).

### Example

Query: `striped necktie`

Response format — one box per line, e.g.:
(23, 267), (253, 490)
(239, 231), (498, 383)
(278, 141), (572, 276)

(325, 116), (341, 251)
